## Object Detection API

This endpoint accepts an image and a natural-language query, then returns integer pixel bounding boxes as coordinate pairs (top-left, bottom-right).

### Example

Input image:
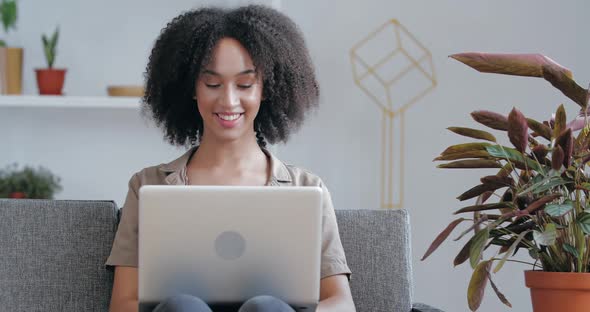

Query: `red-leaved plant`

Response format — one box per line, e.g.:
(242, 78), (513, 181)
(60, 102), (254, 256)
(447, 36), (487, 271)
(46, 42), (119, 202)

(421, 53), (590, 311)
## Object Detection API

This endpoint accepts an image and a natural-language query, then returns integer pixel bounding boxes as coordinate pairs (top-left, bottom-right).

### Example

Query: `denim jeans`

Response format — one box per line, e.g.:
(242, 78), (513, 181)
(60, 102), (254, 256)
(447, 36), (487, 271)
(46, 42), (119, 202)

(152, 294), (296, 312)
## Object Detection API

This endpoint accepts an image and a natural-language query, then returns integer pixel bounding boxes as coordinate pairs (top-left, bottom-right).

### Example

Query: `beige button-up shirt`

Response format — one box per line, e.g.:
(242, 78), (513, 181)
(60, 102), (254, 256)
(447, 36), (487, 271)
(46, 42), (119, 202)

(106, 147), (351, 279)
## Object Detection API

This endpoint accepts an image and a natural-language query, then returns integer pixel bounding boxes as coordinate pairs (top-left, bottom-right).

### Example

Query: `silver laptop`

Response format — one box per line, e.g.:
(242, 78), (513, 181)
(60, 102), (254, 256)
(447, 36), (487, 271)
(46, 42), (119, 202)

(137, 185), (322, 311)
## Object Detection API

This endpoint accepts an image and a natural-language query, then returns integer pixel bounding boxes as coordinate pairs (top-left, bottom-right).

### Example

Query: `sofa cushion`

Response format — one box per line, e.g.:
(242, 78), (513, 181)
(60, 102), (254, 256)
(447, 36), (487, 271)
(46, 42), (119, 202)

(0, 199), (415, 312)
(336, 209), (414, 312)
(0, 199), (118, 312)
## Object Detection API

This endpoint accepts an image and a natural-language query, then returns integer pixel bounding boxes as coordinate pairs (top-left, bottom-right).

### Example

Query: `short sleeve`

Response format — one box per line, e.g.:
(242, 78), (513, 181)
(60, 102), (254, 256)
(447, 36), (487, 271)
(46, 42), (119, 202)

(106, 173), (141, 267)
(319, 180), (352, 280)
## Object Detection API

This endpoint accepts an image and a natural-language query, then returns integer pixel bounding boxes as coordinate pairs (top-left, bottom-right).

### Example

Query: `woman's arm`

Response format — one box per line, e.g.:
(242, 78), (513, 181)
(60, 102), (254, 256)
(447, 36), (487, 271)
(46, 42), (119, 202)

(317, 274), (356, 312)
(109, 266), (139, 312)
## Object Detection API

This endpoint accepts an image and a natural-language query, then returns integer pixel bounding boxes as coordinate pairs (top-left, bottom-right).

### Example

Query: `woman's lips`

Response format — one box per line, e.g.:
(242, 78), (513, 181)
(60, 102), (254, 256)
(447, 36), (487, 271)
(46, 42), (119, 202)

(215, 113), (243, 128)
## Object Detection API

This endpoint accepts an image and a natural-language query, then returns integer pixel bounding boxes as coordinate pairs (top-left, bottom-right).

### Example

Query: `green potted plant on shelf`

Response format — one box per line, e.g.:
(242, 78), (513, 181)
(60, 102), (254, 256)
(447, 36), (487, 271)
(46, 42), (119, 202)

(35, 26), (66, 95)
(0, 0), (22, 94)
(0, 164), (62, 199)
(421, 53), (590, 312)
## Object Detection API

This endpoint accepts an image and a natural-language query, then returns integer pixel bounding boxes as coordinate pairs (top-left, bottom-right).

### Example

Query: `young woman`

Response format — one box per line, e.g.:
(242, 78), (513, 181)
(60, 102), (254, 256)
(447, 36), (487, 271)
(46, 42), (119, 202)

(107, 5), (355, 312)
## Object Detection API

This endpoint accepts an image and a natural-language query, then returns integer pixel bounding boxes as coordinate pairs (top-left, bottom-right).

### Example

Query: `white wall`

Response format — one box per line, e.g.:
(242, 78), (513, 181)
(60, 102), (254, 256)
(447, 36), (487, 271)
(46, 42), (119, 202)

(3, 1), (589, 311)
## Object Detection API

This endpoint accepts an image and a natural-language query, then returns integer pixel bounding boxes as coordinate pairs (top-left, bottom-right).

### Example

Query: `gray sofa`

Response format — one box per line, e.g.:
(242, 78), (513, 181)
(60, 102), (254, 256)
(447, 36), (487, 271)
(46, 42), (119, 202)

(0, 199), (443, 312)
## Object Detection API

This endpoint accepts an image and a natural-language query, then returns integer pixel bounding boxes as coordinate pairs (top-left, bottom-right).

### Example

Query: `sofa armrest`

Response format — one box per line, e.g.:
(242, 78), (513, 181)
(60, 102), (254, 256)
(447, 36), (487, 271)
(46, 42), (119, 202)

(412, 302), (445, 312)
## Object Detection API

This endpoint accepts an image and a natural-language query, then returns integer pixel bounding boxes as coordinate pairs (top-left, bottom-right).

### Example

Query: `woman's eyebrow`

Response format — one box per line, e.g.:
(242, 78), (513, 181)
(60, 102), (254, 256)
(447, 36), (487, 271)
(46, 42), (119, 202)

(202, 69), (256, 76)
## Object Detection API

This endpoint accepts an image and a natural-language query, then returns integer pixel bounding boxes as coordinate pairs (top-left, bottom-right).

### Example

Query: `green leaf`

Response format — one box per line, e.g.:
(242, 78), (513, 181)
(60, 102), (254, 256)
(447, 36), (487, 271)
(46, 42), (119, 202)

(447, 127), (497, 142)
(577, 214), (590, 234)
(50, 27), (59, 49)
(517, 176), (570, 196)
(42, 34), (52, 68)
(43, 44), (53, 68)
(529, 248), (540, 259)
(0, 163), (62, 199)
(467, 260), (492, 311)
(470, 228), (490, 269)
(493, 230), (531, 273)
(50, 28), (59, 68)
(485, 145), (541, 171)
(544, 200), (574, 217)
(533, 223), (557, 246)
(41, 27), (59, 68)
(530, 172), (545, 184)
(563, 243), (579, 259)
(454, 217), (490, 242)
(0, 0), (17, 33)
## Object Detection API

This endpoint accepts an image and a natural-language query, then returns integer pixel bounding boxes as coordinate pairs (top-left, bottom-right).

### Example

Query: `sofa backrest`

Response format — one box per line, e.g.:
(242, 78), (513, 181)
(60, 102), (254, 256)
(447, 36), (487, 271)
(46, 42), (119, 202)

(336, 209), (414, 312)
(0, 199), (118, 312)
(0, 200), (414, 312)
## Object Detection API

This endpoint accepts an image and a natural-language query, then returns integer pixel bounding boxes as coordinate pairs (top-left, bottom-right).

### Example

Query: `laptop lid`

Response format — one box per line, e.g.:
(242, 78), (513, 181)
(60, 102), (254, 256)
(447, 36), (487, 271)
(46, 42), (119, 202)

(138, 185), (322, 311)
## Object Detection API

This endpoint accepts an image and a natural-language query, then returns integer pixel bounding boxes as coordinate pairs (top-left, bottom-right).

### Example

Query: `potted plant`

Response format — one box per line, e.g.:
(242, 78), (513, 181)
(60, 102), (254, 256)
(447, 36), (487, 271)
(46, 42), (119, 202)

(0, 0), (22, 94)
(421, 53), (590, 312)
(35, 27), (66, 95)
(0, 163), (62, 199)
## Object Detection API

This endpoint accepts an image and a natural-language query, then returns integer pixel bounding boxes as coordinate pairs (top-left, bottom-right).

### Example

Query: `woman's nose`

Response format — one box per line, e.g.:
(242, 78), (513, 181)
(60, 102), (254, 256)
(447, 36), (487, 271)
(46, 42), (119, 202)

(220, 85), (240, 108)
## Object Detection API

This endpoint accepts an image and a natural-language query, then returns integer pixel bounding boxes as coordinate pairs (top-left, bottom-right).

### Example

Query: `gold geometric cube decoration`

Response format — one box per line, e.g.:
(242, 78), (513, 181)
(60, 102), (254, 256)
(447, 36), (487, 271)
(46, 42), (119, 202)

(350, 19), (437, 209)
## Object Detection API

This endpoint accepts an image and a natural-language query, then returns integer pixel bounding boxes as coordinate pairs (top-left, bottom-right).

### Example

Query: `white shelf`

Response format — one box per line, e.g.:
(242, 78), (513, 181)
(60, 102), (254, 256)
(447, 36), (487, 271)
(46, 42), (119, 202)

(0, 95), (141, 109)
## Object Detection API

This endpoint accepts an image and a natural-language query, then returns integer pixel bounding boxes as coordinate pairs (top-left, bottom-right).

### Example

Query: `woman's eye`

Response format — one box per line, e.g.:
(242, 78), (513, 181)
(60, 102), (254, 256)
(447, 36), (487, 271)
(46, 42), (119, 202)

(238, 85), (253, 89)
(205, 84), (221, 88)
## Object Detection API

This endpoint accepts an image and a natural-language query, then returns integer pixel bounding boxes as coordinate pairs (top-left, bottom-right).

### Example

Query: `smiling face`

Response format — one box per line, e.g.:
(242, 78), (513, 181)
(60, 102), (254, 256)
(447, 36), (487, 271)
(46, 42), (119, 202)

(195, 37), (263, 145)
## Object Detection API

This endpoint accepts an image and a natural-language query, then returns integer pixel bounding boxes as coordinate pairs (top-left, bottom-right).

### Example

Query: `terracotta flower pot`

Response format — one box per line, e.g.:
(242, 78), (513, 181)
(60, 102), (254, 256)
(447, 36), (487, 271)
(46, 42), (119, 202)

(9, 192), (26, 199)
(525, 270), (590, 312)
(35, 68), (66, 95)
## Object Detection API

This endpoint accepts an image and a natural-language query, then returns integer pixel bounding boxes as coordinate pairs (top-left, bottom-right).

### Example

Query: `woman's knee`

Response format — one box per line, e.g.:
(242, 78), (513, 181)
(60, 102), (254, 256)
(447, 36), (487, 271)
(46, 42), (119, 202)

(238, 295), (294, 312)
(153, 294), (212, 312)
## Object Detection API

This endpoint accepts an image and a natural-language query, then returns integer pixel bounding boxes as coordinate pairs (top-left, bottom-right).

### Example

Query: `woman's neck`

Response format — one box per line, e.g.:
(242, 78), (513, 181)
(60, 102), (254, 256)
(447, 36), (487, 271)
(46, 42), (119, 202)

(189, 134), (265, 170)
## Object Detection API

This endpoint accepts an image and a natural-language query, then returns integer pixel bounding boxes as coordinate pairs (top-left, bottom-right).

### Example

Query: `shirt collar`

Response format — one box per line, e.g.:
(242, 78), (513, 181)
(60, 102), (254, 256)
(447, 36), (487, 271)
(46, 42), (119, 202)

(158, 146), (292, 185)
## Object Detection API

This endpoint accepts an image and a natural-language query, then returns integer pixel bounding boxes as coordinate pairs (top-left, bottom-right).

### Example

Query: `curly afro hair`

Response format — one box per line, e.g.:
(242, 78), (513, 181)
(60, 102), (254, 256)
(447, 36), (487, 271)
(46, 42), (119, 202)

(142, 5), (319, 147)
